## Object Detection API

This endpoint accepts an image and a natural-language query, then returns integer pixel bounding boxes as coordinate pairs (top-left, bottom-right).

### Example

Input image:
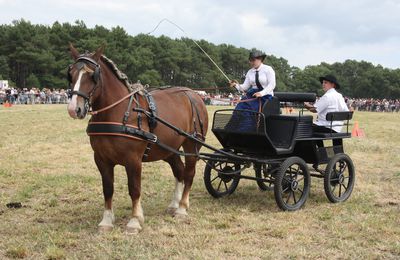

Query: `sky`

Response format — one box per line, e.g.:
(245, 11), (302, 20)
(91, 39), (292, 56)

(1, 0), (400, 69)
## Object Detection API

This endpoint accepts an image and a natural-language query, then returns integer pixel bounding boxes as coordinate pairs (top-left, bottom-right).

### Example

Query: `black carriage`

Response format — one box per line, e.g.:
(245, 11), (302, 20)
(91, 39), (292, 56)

(203, 92), (355, 211)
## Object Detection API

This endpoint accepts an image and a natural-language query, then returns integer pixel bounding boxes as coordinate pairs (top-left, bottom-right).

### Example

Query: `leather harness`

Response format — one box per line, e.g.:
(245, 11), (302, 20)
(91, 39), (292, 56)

(86, 122), (157, 143)
(86, 87), (159, 148)
(69, 56), (204, 157)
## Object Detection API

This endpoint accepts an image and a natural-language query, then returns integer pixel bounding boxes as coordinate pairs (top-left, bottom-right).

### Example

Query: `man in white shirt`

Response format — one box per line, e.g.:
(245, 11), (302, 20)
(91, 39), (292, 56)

(304, 75), (349, 133)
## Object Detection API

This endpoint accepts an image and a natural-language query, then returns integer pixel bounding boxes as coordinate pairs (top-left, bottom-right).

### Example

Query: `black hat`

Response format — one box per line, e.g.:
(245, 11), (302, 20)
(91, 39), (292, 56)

(249, 50), (266, 61)
(319, 75), (341, 89)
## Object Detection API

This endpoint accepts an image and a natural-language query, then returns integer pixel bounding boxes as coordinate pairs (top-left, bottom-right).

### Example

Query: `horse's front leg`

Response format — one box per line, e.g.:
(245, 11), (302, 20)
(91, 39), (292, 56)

(125, 161), (144, 234)
(94, 153), (115, 232)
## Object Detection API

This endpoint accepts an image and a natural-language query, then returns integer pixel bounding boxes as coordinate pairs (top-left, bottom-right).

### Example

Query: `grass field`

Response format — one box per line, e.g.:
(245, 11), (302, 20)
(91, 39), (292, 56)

(0, 104), (399, 259)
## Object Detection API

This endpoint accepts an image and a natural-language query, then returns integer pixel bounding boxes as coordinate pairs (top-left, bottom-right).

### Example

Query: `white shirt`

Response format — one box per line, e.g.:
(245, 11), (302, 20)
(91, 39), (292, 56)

(315, 88), (349, 132)
(235, 64), (276, 96)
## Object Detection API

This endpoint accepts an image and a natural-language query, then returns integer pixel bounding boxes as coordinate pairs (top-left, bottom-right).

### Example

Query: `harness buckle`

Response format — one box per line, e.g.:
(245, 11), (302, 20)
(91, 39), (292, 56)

(123, 111), (130, 124)
(150, 135), (158, 143)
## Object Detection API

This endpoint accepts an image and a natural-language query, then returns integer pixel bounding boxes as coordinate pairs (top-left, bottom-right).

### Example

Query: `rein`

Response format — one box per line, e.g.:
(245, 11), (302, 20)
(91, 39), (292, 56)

(237, 97), (259, 103)
(89, 91), (139, 115)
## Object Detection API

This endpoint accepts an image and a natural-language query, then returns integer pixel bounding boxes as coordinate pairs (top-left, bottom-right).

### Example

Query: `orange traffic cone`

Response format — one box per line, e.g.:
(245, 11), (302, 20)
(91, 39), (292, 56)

(358, 128), (365, 137)
(3, 101), (10, 107)
(351, 121), (365, 137)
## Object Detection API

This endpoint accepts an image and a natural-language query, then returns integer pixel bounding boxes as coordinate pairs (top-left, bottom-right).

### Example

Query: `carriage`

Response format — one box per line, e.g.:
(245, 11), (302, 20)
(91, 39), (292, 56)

(201, 92), (355, 211)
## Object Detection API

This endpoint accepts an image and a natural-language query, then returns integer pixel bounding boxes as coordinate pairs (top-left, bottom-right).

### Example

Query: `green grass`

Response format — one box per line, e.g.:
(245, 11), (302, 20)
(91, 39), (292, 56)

(0, 104), (399, 259)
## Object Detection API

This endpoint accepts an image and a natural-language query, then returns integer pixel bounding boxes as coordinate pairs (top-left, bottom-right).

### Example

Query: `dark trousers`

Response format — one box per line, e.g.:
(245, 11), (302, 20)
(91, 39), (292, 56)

(313, 124), (342, 146)
(235, 89), (270, 111)
(227, 89), (270, 132)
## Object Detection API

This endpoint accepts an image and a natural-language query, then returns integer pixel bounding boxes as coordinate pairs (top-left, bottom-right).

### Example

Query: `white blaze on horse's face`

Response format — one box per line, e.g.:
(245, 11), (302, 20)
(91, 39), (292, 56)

(67, 70), (87, 119)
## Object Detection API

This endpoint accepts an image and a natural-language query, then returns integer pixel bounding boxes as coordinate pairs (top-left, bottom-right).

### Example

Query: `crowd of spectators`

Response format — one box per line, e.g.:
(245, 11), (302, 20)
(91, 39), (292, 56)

(0, 87), (70, 104)
(1, 87), (400, 113)
(346, 98), (400, 112)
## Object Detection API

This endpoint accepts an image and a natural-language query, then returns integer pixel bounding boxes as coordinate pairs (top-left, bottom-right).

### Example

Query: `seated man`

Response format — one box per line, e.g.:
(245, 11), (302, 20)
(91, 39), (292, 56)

(304, 75), (349, 145)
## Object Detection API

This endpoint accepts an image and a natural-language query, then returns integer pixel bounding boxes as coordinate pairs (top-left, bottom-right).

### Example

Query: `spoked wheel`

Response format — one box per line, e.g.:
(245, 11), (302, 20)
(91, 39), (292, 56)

(255, 163), (275, 191)
(204, 159), (241, 198)
(274, 157), (310, 211)
(324, 153), (355, 203)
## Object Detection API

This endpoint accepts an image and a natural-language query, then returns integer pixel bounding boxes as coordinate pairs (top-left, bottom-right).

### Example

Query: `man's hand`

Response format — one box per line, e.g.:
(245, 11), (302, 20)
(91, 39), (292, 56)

(253, 92), (263, 98)
(229, 80), (238, 88)
(304, 102), (317, 112)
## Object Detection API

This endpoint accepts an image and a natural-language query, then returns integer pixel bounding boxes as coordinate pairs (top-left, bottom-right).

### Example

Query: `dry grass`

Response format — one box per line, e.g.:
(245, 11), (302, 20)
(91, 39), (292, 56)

(0, 104), (399, 259)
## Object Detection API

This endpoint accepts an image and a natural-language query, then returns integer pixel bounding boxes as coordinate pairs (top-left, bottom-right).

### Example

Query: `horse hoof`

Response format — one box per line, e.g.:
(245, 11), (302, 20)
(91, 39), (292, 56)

(126, 218), (142, 235)
(166, 207), (177, 216)
(173, 208), (188, 221)
(174, 213), (188, 221)
(98, 210), (115, 232)
(98, 225), (113, 233)
(125, 227), (141, 235)
(174, 212), (188, 218)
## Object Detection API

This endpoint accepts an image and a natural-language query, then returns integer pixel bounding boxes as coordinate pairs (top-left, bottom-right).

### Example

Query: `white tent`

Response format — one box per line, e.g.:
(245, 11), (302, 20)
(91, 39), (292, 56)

(0, 80), (8, 89)
(195, 90), (207, 96)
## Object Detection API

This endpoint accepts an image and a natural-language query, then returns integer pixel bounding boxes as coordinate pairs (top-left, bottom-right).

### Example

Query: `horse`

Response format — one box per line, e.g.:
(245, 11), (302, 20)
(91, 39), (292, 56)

(66, 44), (208, 234)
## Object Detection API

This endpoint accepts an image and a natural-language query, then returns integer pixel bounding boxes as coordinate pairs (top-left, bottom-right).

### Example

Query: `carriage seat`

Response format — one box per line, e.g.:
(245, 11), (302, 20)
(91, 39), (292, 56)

(265, 115), (298, 148)
(262, 96), (280, 116)
(313, 132), (351, 138)
(313, 111), (354, 138)
(261, 92), (317, 117)
(261, 97), (292, 148)
(261, 92), (316, 148)
(265, 114), (314, 148)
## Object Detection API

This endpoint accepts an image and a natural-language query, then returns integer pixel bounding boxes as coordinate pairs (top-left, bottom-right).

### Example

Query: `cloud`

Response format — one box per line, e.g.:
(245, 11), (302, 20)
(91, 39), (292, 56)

(0, 0), (399, 68)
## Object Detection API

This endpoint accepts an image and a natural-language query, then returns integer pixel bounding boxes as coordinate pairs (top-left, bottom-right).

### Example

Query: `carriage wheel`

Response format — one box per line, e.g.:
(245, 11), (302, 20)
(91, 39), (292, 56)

(203, 160), (241, 198)
(274, 157), (310, 211)
(324, 153), (355, 203)
(255, 163), (274, 191)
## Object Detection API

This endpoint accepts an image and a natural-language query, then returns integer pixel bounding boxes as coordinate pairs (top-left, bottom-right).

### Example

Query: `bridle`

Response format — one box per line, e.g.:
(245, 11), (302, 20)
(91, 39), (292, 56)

(67, 56), (102, 109)
(67, 55), (146, 117)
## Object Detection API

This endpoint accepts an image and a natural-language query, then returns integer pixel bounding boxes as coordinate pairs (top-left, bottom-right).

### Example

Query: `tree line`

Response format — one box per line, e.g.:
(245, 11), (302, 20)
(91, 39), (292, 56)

(0, 19), (399, 98)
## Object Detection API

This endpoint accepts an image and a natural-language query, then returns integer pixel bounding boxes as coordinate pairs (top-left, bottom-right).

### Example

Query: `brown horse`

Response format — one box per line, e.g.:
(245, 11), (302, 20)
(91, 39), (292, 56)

(67, 45), (208, 234)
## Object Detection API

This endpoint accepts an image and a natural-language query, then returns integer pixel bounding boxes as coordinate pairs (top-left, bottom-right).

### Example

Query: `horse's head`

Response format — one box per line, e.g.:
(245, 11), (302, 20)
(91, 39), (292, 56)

(67, 44), (104, 119)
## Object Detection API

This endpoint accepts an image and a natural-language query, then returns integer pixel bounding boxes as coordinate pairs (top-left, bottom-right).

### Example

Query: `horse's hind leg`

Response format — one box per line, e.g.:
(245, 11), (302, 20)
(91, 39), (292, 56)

(94, 153), (115, 232)
(164, 154), (185, 215)
(125, 161), (144, 234)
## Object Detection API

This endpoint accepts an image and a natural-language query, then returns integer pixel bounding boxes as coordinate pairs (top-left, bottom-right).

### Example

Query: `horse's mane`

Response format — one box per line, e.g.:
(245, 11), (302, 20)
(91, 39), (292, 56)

(99, 55), (174, 93)
(100, 55), (136, 92)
